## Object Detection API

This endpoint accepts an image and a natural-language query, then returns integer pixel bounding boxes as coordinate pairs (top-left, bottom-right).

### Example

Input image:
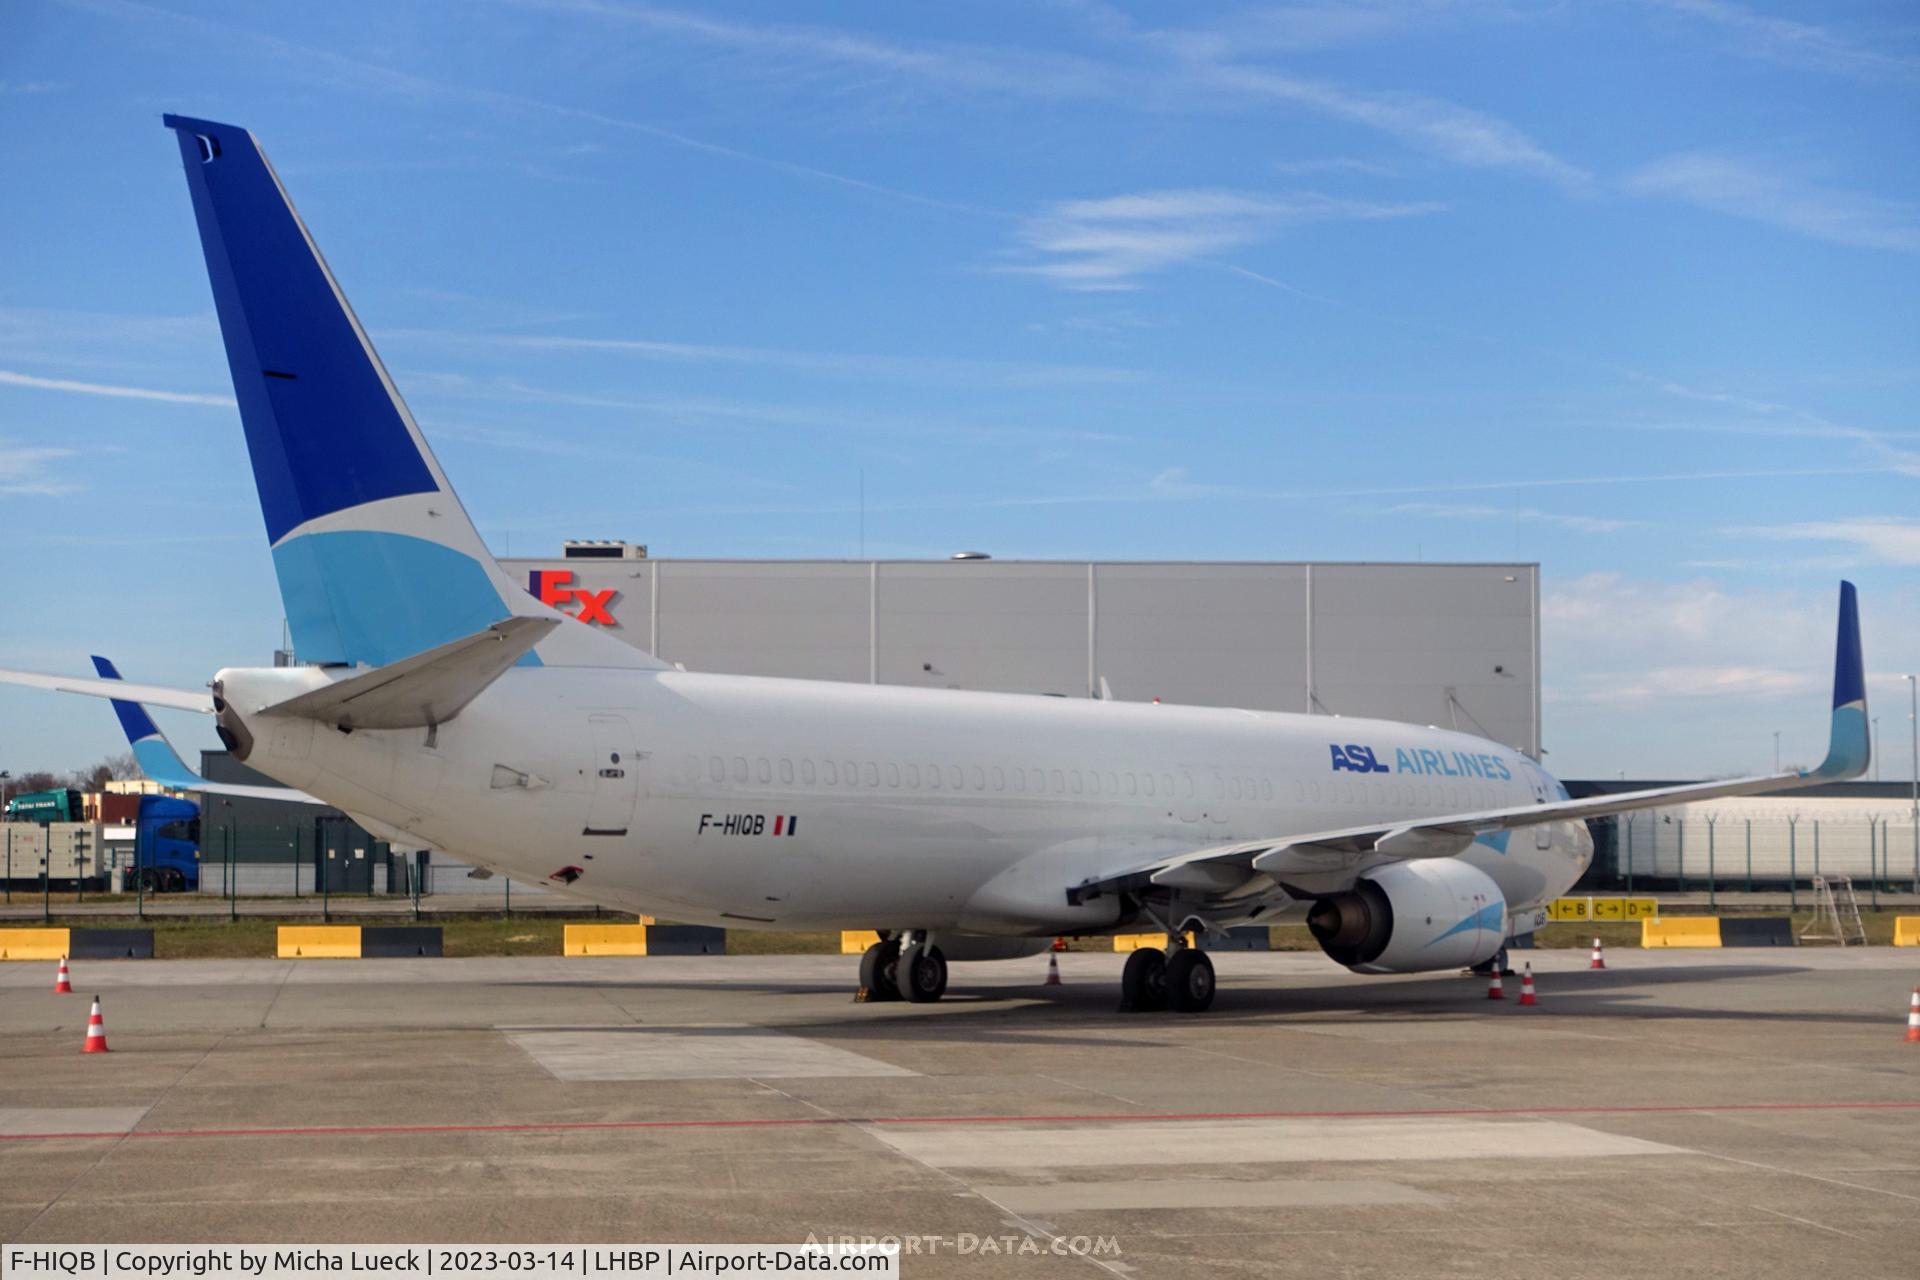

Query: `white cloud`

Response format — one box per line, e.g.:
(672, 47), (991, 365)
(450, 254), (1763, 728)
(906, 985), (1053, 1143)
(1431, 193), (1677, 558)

(0, 441), (81, 496)
(997, 187), (1442, 290)
(387, 329), (1139, 388)
(1746, 517), (1920, 566)
(1205, 65), (1592, 190)
(1383, 501), (1637, 534)
(0, 369), (235, 407)
(1626, 153), (1920, 253)
(1641, 0), (1920, 83)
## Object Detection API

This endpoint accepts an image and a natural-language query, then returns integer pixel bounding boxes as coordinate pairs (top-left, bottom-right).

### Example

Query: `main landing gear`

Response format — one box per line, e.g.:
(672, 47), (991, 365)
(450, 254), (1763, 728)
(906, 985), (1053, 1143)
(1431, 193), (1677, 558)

(858, 934), (948, 1004)
(1118, 941), (1215, 1014)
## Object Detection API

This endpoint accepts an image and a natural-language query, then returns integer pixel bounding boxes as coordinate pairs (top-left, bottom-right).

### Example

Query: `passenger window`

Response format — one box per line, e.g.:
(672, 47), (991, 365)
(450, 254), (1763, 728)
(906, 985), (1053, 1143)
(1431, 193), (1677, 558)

(756, 758), (771, 784)
(1142, 773), (1154, 797)
(864, 762), (880, 787)
(926, 763), (941, 789)
(845, 760), (859, 786)
(1067, 770), (1081, 794)
(779, 759), (793, 784)
(1125, 773), (1137, 796)
(709, 756), (725, 783)
(1050, 769), (1065, 792)
(971, 765), (985, 790)
(1182, 773), (1196, 799)
(801, 759), (816, 785)
(949, 765), (964, 789)
(1012, 769), (1026, 793)
(1029, 768), (1045, 792)
(1163, 773), (1176, 797)
(823, 760), (838, 784)
(991, 766), (1005, 791)
(1088, 771), (1102, 795)
(905, 763), (919, 788)
(732, 757), (748, 784)
(1211, 770), (1226, 799)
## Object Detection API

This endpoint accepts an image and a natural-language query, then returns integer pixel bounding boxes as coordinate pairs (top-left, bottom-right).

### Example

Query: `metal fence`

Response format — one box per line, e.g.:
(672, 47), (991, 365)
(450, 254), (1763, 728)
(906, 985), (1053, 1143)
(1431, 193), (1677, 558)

(2, 822), (569, 918)
(1596, 812), (1920, 906)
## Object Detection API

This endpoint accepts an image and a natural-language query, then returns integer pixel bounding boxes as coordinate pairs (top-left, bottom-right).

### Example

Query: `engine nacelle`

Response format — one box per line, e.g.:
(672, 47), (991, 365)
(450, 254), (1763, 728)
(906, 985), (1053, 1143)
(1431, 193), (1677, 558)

(1305, 859), (1507, 974)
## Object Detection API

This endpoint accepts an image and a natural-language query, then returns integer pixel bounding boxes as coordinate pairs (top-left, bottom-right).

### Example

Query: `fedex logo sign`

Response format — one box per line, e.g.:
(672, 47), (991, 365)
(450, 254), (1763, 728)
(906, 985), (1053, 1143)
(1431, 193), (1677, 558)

(528, 569), (619, 626)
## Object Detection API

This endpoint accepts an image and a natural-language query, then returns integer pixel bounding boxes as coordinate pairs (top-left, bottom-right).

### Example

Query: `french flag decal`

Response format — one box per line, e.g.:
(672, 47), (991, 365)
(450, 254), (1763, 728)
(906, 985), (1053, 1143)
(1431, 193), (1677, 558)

(777, 815), (798, 837)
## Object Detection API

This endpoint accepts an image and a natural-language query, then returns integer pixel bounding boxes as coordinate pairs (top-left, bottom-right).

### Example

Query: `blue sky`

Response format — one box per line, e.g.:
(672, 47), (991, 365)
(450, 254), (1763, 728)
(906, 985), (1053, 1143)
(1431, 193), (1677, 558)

(2, 0), (1917, 781)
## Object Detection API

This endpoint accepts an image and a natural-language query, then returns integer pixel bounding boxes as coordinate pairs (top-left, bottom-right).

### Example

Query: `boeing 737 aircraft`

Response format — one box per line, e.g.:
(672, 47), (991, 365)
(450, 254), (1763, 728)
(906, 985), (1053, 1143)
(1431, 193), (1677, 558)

(0, 116), (1870, 1012)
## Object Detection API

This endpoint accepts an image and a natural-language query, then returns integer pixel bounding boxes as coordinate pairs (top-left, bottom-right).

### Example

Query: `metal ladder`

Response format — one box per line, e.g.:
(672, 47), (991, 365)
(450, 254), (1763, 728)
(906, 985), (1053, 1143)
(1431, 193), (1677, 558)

(1800, 875), (1869, 946)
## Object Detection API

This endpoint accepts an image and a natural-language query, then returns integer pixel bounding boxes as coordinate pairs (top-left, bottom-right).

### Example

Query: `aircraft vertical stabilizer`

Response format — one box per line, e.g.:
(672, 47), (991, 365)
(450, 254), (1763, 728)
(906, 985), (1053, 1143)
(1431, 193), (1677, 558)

(161, 114), (659, 672)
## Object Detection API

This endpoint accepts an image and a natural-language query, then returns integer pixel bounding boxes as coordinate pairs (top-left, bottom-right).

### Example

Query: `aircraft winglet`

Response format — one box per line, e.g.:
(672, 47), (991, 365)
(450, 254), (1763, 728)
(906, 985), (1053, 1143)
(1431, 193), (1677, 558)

(1806, 580), (1868, 781)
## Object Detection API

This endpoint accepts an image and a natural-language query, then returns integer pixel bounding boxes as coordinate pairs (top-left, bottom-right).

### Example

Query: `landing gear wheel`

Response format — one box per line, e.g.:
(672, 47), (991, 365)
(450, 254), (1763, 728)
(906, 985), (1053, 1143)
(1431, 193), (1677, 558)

(1118, 947), (1167, 1013)
(859, 939), (901, 1002)
(899, 943), (948, 1003)
(1165, 948), (1216, 1013)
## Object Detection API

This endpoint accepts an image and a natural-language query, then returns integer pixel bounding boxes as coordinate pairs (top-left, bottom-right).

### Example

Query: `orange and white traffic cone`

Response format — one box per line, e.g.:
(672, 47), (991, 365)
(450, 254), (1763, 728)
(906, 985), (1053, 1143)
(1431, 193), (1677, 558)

(1051, 936), (1067, 953)
(1044, 953), (1063, 986)
(1589, 937), (1606, 970)
(1906, 988), (1919, 1044)
(82, 996), (109, 1054)
(1486, 965), (1505, 1000)
(1518, 964), (1538, 1006)
(53, 956), (73, 994)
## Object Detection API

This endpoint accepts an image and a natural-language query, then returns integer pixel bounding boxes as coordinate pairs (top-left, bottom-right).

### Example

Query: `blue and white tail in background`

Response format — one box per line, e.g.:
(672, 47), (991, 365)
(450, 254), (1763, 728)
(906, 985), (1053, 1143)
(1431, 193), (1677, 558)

(162, 114), (658, 672)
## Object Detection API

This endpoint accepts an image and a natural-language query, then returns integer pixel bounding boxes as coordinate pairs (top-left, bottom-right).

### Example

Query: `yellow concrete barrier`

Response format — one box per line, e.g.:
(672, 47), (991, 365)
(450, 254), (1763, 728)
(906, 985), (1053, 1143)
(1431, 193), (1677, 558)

(564, 924), (649, 957)
(0, 928), (71, 961)
(1894, 917), (1920, 947)
(841, 930), (882, 955)
(1113, 932), (1195, 952)
(277, 926), (361, 958)
(1641, 917), (1721, 948)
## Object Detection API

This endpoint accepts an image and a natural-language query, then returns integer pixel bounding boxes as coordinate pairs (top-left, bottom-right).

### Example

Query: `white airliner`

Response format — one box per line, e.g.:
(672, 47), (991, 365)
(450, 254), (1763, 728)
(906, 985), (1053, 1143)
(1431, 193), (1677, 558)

(0, 116), (1870, 1012)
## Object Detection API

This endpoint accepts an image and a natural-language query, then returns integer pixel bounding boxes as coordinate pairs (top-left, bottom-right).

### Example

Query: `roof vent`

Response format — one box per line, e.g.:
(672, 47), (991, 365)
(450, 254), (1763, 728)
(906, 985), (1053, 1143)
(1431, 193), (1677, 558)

(563, 540), (647, 560)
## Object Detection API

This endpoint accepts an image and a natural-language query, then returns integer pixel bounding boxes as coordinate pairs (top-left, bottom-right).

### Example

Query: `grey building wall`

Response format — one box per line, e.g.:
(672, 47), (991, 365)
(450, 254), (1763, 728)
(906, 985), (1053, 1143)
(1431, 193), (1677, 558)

(502, 556), (1542, 756)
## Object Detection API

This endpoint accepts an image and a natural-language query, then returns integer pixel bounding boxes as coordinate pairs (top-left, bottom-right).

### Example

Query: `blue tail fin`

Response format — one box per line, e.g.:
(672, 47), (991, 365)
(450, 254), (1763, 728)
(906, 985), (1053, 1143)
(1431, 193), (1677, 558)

(161, 114), (655, 671)
(91, 655), (202, 788)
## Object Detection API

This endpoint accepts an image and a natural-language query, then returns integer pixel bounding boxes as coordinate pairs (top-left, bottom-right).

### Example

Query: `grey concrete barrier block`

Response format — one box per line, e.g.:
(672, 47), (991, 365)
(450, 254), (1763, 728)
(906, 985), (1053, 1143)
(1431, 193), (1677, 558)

(645, 925), (728, 955)
(69, 929), (155, 959)
(359, 926), (444, 957)
(1717, 917), (1795, 947)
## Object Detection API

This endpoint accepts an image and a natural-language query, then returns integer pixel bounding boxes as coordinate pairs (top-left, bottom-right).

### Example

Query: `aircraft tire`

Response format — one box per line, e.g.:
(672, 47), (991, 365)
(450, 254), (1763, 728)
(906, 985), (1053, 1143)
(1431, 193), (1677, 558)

(859, 939), (902, 1002)
(1165, 948), (1215, 1013)
(898, 943), (948, 1003)
(1119, 947), (1167, 1013)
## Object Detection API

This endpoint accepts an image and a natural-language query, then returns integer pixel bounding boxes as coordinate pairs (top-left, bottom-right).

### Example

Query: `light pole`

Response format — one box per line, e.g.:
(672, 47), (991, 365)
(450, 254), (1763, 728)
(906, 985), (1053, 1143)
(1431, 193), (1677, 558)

(1908, 675), (1918, 892)
(1772, 731), (1781, 774)
(1874, 717), (1882, 781)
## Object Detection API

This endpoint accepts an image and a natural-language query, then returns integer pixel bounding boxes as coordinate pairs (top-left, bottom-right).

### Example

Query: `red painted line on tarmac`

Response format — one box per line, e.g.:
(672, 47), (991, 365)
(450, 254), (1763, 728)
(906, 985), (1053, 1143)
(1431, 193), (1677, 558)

(5, 1099), (1920, 1144)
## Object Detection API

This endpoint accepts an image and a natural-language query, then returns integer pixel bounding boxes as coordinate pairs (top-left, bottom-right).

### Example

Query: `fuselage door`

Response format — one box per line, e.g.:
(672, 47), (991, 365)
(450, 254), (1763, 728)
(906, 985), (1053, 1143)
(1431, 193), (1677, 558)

(585, 713), (638, 836)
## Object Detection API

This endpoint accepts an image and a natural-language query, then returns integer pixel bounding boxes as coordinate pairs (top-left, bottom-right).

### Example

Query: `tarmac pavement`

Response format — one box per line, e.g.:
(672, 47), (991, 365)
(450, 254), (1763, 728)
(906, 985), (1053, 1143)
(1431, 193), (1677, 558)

(1, 949), (1917, 1277)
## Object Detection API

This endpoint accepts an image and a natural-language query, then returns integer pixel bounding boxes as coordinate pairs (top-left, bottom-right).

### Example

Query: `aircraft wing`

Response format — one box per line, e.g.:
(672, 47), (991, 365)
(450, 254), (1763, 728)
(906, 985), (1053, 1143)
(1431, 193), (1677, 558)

(90, 656), (326, 805)
(1073, 581), (1868, 905)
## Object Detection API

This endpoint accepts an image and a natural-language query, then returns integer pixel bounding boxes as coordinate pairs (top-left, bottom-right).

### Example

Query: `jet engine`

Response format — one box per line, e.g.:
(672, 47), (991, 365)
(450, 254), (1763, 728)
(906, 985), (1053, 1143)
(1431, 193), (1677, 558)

(1305, 859), (1507, 974)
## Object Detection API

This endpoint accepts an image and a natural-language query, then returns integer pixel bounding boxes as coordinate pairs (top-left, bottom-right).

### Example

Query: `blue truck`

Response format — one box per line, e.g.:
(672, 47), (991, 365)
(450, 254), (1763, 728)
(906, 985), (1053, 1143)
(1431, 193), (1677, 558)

(132, 793), (202, 891)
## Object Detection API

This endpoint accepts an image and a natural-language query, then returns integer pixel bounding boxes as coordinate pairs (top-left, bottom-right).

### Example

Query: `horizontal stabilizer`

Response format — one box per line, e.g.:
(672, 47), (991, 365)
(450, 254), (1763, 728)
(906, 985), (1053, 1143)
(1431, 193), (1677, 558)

(0, 668), (214, 714)
(265, 616), (558, 730)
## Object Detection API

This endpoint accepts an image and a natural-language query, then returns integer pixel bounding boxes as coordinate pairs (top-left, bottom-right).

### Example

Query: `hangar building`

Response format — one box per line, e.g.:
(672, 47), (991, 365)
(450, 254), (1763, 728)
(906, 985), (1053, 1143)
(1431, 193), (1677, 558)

(502, 544), (1543, 758)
